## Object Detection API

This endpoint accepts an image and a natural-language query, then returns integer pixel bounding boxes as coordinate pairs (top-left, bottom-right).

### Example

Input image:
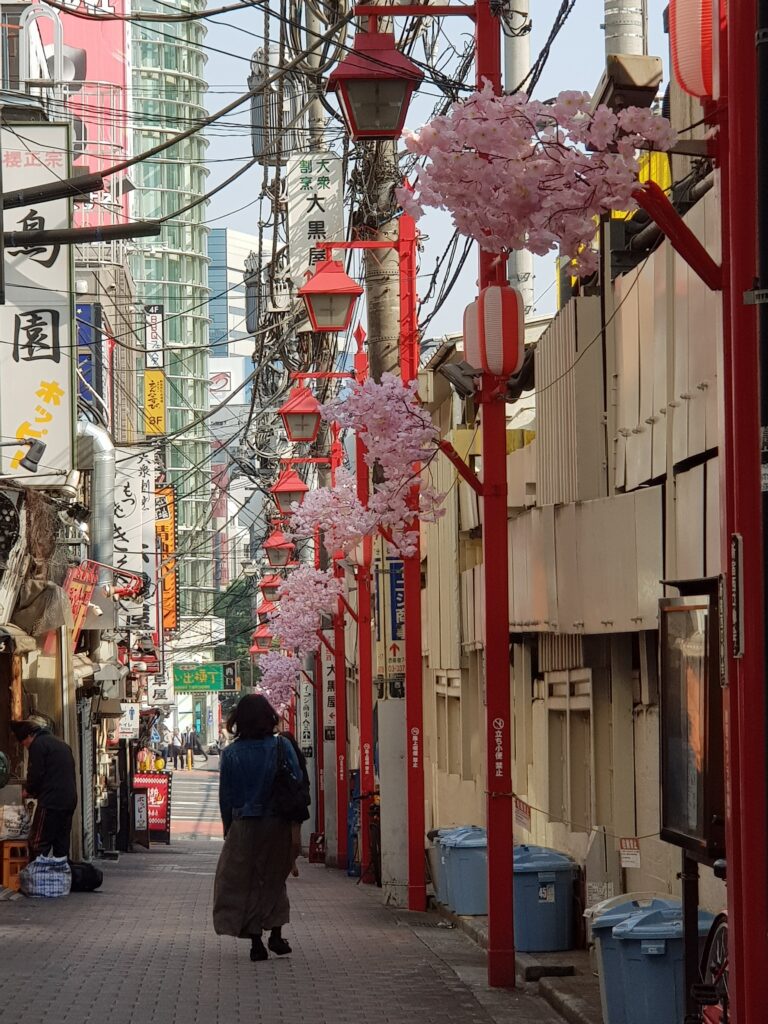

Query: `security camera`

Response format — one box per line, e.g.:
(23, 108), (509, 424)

(87, 603), (103, 618)
(437, 361), (482, 400)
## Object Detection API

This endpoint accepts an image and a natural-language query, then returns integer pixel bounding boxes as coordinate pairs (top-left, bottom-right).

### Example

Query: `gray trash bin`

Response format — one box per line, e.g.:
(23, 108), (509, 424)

(611, 906), (715, 1024)
(589, 896), (681, 1024)
(513, 845), (578, 951)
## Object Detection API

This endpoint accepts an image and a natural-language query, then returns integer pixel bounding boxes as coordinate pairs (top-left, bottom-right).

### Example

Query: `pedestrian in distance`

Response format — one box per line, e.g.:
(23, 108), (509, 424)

(170, 728), (184, 770)
(212, 694), (307, 962)
(10, 720), (77, 860)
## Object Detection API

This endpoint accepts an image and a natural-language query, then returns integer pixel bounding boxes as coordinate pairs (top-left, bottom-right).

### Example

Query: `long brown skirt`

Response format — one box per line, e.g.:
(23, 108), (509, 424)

(213, 817), (293, 938)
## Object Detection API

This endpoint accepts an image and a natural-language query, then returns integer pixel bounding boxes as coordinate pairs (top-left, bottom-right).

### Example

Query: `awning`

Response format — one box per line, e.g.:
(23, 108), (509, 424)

(72, 653), (96, 682)
(0, 623), (36, 655)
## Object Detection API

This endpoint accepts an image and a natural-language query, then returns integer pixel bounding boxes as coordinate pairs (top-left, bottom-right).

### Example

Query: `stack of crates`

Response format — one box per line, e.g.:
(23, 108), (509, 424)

(1, 840), (29, 891)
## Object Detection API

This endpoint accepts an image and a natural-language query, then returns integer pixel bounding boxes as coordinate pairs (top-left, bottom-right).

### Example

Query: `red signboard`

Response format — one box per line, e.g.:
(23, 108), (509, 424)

(133, 771), (172, 843)
(63, 560), (100, 648)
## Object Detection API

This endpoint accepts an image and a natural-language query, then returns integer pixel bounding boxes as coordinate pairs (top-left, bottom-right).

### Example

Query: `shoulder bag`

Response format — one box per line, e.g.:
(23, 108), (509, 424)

(270, 736), (309, 822)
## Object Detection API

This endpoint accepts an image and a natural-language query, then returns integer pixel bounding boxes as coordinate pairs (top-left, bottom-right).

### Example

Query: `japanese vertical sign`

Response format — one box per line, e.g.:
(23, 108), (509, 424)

(114, 449), (157, 636)
(286, 152), (344, 290)
(374, 554), (406, 697)
(300, 673), (314, 759)
(63, 561), (100, 648)
(0, 125), (74, 487)
(144, 306), (165, 434)
(321, 631), (336, 741)
(155, 485), (179, 632)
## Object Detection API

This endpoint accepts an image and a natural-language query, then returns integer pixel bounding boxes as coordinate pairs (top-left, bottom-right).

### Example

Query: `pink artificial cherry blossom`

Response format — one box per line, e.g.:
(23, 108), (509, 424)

(256, 650), (299, 711)
(396, 84), (676, 275)
(269, 565), (343, 656)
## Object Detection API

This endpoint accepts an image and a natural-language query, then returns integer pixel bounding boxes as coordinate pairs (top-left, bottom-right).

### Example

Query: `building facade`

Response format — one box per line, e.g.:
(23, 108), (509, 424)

(130, 0), (214, 618)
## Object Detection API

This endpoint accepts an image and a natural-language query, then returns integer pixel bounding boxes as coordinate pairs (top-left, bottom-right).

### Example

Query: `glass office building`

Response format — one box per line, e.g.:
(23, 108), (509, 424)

(130, 0), (214, 617)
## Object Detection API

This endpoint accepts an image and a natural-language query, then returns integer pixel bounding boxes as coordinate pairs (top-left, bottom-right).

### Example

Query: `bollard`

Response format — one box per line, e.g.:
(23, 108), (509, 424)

(187, 749), (193, 770)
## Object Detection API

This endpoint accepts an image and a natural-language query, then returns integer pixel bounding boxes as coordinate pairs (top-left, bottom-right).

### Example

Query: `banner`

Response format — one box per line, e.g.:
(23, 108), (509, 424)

(0, 125), (74, 487)
(144, 369), (166, 435)
(144, 305), (164, 368)
(115, 449), (157, 637)
(155, 486), (178, 631)
(286, 152), (344, 292)
(63, 561), (100, 648)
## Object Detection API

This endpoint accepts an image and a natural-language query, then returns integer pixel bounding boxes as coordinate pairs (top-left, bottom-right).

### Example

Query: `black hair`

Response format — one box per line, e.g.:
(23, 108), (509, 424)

(226, 694), (279, 740)
(10, 720), (37, 741)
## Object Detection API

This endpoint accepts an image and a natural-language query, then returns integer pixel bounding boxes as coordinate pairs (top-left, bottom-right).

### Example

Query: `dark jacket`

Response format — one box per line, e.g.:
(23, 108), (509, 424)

(25, 729), (77, 812)
(218, 735), (301, 833)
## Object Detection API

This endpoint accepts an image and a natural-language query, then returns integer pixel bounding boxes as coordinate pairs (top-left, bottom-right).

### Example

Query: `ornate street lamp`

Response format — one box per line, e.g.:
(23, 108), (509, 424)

(297, 259), (363, 332)
(326, 31), (424, 140)
(263, 528), (295, 567)
(270, 466), (309, 514)
(250, 623), (273, 652)
(279, 385), (322, 443)
(257, 597), (277, 624)
(259, 574), (283, 601)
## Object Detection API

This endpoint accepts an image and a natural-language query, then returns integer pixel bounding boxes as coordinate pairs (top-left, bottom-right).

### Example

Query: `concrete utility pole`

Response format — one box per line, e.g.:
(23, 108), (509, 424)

(603, 0), (647, 56)
(503, 0), (534, 315)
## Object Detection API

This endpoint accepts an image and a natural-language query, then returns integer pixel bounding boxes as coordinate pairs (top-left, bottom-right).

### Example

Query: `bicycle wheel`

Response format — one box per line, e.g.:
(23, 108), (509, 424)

(700, 913), (729, 1024)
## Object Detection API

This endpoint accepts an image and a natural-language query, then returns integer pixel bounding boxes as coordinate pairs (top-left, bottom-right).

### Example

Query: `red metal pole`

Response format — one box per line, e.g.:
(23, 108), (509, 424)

(398, 212), (427, 911)
(720, 0), (768, 1017)
(355, 340), (376, 880)
(334, 594), (348, 869)
(475, 0), (515, 988)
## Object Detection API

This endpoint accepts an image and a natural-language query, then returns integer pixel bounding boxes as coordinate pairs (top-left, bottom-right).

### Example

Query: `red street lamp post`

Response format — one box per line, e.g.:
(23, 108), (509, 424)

(278, 385), (323, 443)
(298, 223), (422, 901)
(257, 598), (277, 624)
(326, 29), (424, 140)
(259, 574), (283, 602)
(297, 259), (363, 332)
(270, 466), (310, 514)
(326, 0), (512, 986)
(250, 623), (273, 653)
(263, 528), (295, 568)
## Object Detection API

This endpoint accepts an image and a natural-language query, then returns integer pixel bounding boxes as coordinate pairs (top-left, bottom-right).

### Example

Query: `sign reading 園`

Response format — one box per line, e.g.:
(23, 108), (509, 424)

(173, 661), (237, 692)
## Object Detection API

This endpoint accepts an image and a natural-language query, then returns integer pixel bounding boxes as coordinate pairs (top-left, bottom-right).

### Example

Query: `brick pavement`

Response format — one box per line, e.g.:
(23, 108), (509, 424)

(0, 840), (562, 1024)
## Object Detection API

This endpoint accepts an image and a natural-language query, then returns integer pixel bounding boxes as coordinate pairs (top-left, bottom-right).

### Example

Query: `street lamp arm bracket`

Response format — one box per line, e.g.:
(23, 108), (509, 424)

(438, 440), (484, 495)
(632, 182), (722, 292)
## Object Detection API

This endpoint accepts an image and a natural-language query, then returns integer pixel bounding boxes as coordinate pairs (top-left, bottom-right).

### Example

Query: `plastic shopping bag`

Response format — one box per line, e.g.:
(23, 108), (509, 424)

(20, 855), (72, 898)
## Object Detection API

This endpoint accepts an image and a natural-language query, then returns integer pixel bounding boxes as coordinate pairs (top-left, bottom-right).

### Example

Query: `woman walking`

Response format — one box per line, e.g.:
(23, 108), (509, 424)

(213, 694), (305, 961)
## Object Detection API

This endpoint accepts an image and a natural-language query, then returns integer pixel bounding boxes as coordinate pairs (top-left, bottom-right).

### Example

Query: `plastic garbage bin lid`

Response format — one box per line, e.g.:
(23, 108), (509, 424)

(613, 907), (715, 941)
(513, 844), (577, 873)
(441, 827), (487, 848)
(588, 895), (681, 933)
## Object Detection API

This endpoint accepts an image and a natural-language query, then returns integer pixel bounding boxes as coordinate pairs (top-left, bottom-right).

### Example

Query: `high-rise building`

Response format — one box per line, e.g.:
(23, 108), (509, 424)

(209, 228), (258, 358)
(130, 0), (213, 618)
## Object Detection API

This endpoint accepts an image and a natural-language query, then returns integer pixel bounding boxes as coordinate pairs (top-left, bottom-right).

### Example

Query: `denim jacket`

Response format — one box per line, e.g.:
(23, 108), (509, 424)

(218, 735), (301, 832)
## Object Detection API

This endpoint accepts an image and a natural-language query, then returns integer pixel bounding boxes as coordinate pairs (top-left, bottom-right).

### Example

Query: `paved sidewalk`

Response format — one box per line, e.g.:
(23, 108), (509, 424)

(0, 841), (561, 1024)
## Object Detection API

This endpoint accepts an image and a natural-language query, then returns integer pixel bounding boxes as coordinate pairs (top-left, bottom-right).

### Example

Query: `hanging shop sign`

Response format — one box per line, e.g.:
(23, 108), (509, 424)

(173, 661), (236, 692)
(115, 449), (157, 636)
(144, 305), (164, 368)
(133, 771), (172, 844)
(300, 674), (314, 760)
(144, 369), (166, 435)
(63, 560), (100, 648)
(118, 702), (141, 739)
(0, 125), (74, 487)
(155, 486), (178, 631)
(286, 152), (344, 293)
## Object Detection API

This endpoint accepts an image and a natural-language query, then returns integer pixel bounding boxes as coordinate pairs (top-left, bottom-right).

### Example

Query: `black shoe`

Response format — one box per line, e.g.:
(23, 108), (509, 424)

(267, 935), (292, 956)
(250, 938), (268, 962)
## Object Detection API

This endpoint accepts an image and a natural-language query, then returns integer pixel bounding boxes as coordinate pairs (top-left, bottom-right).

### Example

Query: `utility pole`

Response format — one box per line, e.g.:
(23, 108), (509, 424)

(357, 3), (411, 906)
(503, 0), (534, 316)
(603, 0), (647, 57)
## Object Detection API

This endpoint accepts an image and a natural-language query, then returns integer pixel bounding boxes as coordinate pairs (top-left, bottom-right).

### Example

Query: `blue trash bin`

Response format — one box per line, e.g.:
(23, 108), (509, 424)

(441, 827), (488, 915)
(611, 907), (715, 1024)
(429, 829), (455, 904)
(589, 897), (681, 1024)
(513, 845), (578, 951)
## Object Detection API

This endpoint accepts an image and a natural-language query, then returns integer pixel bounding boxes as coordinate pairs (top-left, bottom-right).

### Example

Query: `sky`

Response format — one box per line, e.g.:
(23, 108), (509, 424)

(201, 0), (669, 337)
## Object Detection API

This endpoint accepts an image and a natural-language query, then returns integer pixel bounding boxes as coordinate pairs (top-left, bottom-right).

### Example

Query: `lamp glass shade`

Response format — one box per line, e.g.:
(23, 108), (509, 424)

(265, 545), (292, 567)
(279, 386), (322, 442)
(303, 292), (357, 332)
(342, 78), (412, 135)
(260, 574), (283, 601)
(284, 412), (321, 443)
(274, 490), (306, 514)
(270, 467), (309, 514)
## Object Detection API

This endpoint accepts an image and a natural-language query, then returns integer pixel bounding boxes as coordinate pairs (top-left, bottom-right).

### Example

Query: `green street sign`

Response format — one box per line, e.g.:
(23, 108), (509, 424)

(173, 662), (235, 692)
